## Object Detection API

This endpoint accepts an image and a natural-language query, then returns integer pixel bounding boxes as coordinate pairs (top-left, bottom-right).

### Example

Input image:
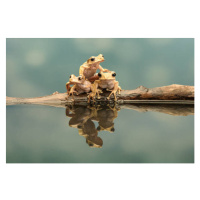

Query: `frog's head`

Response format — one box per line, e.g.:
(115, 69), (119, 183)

(98, 71), (116, 80)
(87, 54), (105, 65)
(69, 74), (84, 84)
(86, 137), (103, 148)
(97, 54), (105, 62)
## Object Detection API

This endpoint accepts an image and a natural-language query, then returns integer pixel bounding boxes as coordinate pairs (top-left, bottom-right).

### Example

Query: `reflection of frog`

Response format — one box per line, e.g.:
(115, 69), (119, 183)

(65, 105), (103, 148)
(79, 54), (110, 80)
(89, 71), (122, 102)
(79, 119), (103, 148)
(66, 106), (92, 129)
(91, 105), (120, 133)
(66, 74), (92, 100)
(65, 105), (120, 148)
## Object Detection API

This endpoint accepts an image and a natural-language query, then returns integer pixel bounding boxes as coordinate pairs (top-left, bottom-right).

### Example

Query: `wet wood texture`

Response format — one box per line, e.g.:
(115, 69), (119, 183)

(7, 84), (194, 105)
(6, 84), (194, 116)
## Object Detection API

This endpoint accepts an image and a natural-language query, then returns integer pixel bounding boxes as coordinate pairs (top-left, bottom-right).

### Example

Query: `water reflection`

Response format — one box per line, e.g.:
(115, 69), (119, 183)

(6, 103), (194, 163)
(66, 104), (120, 148)
(65, 103), (194, 149)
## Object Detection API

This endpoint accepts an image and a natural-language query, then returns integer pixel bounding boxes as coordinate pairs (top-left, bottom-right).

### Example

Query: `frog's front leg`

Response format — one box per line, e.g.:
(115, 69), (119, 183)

(87, 81), (100, 103)
(107, 81), (120, 101)
(66, 82), (72, 94)
(93, 80), (102, 99)
(87, 92), (96, 103)
(118, 86), (122, 95)
(87, 86), (98, 103)
(79, 65), (90, 80)
(99, 65), (111, 73)
(68, 85), (78, 101)
(97, 88), (103, 99)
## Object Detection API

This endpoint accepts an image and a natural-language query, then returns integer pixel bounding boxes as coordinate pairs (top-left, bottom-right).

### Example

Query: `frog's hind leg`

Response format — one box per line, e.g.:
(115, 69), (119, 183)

(88, 74), (99, 83)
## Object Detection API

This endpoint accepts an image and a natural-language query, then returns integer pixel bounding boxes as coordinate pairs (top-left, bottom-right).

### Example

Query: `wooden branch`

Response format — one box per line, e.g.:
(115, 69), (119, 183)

(6, 84), (194, 105)
(6, 84), (194, 116)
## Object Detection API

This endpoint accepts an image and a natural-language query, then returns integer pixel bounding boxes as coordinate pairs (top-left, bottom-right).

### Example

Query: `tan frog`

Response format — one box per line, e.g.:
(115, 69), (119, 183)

(66, 74), (92, 100)
(79, 54), (110, 80)
(89, 71), (122, 101)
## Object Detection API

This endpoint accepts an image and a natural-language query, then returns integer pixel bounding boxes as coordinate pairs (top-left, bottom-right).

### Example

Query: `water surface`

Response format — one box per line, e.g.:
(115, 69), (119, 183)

(6, 104), (194, 163)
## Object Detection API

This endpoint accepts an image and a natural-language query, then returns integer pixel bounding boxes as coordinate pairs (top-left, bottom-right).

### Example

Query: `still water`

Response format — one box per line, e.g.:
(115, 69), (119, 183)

(6, 104), (194, 163)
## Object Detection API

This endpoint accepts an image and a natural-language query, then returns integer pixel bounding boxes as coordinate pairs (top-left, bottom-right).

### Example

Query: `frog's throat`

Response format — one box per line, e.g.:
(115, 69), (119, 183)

(69, 81), (82, 84)
(89, 60), (104, 66)
(99, 78), (115, 81)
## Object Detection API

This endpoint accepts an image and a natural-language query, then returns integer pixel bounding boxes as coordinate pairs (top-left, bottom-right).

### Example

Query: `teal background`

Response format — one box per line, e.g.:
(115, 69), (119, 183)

(6, 38), (194, 97)
(6, 38), (194, 163)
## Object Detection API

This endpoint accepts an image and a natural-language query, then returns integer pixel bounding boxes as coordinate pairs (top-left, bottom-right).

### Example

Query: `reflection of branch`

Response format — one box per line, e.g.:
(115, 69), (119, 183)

(121, 104), (194, 116)
(7, 84), (194, 107)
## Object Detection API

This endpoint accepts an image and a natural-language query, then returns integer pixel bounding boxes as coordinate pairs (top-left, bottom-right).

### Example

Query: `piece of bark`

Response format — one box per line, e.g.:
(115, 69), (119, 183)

(6, 83), (194, 116)
(6, 84), (194, 106)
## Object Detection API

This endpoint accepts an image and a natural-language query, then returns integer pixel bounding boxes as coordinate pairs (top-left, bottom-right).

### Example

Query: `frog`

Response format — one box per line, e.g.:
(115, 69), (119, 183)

(89, 71), (122, 101)
(97, 105), (120, 133)
(65, 105), (103, 148)
(79, 54), (110, 80)
(65, 105), (93, 129)
(66, 74), (92, 100)
(80, 119), (103, 148)
(91, 105), (120, 133)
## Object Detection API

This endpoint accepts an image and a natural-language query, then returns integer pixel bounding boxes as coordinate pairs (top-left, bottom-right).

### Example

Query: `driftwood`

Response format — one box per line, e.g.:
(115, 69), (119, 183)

(6, 84), (194, 116)
(6, 84), (194, 105)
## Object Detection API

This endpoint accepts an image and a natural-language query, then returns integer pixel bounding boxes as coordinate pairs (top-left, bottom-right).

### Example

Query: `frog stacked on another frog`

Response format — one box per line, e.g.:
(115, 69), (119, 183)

(66, 54), (122, 102)
(79, 54), (110, 81)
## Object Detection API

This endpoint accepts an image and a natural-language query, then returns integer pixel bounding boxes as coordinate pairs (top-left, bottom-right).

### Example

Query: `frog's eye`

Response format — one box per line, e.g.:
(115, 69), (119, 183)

(97, 126), (101, 131)
(91, 58), (95, 61)
(112, 73), (116, 77)
(78, 76), (82, 80)
(69, 75), (71, 78)
(110, 127), (115, 132)
(102, 55), (104, 58)
(98, 73), (102, 77)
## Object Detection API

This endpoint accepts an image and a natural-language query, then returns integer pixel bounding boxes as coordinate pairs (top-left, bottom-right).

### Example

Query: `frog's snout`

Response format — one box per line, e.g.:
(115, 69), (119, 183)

(69, 78), (74, 82)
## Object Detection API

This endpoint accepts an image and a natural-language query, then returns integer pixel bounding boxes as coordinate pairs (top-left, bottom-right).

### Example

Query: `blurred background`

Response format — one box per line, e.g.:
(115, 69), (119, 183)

(6, 38), (194, 97)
